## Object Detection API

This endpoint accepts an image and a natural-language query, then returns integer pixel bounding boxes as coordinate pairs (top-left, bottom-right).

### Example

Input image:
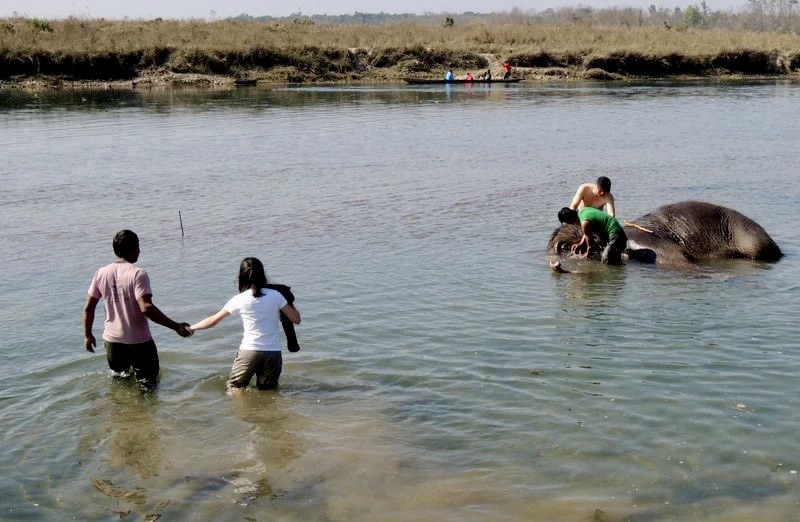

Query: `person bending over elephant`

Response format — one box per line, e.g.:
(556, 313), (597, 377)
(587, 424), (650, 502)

(558, 206), (627, 264)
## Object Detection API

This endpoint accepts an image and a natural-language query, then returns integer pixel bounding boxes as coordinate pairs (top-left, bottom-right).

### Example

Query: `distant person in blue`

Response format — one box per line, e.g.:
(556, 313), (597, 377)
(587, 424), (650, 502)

(444, 69), (454, 81)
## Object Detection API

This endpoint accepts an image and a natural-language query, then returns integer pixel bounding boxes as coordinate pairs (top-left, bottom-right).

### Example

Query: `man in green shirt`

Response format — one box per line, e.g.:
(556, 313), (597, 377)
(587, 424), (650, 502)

(558, 206), (628, 264)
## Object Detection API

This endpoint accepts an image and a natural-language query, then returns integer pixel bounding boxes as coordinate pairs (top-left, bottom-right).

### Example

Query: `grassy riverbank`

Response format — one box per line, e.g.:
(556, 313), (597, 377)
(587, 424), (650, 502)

(1, 17), (800, 87)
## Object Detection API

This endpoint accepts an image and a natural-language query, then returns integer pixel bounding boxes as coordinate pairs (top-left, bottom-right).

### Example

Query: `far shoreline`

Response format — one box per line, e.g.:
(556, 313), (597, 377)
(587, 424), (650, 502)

(2, 67), (798, 91)
(2, 18), (799, 89)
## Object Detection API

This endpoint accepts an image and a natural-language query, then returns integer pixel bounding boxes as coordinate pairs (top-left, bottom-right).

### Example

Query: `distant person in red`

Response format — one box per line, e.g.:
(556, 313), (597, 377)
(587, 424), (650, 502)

(465, 72), (474, 81)
(502, 61), (512, 79)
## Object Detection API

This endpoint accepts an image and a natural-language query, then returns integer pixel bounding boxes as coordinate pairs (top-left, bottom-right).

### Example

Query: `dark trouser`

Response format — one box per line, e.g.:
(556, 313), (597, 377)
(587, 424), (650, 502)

(104, 339), (159, 390)
(602, 231), (628, 265)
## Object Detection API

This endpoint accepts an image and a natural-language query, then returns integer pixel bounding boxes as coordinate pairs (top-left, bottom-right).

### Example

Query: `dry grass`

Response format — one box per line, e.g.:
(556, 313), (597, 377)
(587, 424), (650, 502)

(2, 18), (799, 55)
(1, 18), (799, 84)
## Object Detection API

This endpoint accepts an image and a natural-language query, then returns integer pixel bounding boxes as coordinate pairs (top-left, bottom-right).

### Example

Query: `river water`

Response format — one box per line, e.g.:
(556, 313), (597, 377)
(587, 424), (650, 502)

(1, 80), (798, 521)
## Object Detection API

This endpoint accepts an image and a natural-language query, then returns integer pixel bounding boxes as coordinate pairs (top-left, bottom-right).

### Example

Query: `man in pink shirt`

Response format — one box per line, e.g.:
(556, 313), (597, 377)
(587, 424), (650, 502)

(83, 230), (191, 390)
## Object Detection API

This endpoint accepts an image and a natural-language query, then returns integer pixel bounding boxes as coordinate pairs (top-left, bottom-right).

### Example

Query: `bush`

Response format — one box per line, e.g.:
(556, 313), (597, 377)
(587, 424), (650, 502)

(27, 19), (54, 32)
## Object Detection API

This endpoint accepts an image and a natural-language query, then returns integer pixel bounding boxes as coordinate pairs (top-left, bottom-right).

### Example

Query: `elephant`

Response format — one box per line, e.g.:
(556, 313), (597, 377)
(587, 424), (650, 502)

(548, 201), (783, 269)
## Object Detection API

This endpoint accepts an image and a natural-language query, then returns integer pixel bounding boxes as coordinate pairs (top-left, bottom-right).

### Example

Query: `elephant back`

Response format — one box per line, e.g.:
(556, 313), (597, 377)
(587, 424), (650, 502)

(635, 201), (782, 262)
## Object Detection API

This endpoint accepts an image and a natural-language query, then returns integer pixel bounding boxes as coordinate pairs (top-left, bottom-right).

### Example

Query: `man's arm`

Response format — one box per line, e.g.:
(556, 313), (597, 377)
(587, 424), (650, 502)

(137, 294), (192, 337)
(571, 219), (593, 257)
(83, 295), (100, 352)
(569, 184), (587, 211)
(605, 193), (616, 217)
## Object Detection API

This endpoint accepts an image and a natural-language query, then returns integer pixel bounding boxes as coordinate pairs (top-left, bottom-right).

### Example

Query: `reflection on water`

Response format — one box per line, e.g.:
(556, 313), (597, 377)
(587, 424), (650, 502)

(553, 261), (629, 305)
(2, 78), (793, 113)
(75, 379), (313, 518)
(104, 385), (164, 479)
(77, 381), (166, 518)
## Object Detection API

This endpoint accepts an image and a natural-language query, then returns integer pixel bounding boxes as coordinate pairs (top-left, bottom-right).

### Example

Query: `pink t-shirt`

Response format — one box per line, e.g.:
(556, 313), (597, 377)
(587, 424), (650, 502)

(88, 262), (153, 344)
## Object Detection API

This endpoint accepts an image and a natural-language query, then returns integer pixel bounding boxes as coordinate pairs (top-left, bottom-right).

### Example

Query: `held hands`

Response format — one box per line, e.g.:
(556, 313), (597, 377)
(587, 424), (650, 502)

(177, 323), (194, 338)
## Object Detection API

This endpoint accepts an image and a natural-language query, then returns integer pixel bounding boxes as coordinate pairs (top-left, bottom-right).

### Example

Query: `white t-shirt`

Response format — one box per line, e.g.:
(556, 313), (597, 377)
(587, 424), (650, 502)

(224, 288), (288, 352)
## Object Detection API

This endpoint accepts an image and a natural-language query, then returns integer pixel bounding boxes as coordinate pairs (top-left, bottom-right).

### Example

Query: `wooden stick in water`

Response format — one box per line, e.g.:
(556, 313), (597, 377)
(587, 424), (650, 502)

(179, 210), (184, 237)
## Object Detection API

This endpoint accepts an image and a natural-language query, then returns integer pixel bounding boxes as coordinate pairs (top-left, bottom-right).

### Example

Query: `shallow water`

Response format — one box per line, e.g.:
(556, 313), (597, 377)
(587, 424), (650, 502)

(1, 80), (798, 521)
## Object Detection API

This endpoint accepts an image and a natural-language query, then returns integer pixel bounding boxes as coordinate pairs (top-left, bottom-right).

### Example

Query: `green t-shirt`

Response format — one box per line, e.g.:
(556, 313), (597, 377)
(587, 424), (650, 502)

(578, 207), (623, 240)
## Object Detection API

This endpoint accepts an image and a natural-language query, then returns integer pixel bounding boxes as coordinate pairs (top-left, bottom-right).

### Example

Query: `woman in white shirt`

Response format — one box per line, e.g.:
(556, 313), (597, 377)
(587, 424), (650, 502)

(190, 257), (301, 393)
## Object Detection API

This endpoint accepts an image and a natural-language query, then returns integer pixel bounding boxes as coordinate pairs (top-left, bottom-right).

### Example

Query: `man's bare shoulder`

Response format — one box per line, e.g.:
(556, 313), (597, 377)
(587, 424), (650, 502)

(572, 183), (592, 197)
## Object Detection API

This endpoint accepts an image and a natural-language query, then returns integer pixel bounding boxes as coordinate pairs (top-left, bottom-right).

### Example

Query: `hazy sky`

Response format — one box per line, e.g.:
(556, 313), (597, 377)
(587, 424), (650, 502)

(3, 0), (746, 20)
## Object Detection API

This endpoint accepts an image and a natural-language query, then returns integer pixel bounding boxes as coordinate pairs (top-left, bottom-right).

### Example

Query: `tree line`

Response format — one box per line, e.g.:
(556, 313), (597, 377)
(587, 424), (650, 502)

(239, 1), (799, 33)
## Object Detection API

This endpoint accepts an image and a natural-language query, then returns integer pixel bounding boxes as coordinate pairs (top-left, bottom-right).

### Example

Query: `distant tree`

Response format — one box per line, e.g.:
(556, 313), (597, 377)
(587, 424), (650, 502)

(245, 5), (800, 33)
(683, 4), (704, 26)
(744, 0), (799, 30)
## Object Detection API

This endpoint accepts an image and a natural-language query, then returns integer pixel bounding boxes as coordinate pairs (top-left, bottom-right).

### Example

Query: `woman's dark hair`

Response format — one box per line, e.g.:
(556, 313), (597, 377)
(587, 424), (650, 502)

(238, 257), (268, 297)
(113, 230), (139, 260)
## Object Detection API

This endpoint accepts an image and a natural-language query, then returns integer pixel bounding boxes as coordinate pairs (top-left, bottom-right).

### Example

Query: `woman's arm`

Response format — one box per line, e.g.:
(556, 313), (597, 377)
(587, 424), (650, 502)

(190, 308), (230, 331)
(280, 304), (301, 325)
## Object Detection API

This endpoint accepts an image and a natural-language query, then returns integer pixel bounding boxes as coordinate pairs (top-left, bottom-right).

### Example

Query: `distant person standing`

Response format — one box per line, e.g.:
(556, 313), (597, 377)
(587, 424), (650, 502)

(502, 61), (512, 79)
(569, 176), (616, 217)
(444, 69), (454, 81)
(83, 230), (192, 391)
(480, 69), (492, 81)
